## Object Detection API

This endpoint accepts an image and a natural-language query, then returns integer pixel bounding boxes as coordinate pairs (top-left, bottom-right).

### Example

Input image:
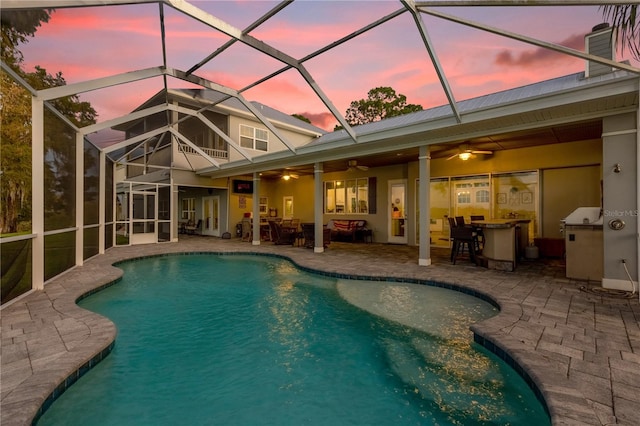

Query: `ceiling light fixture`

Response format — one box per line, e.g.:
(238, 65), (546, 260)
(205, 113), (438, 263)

(282, 173), (291, 181)
(458, 152), (472, 161)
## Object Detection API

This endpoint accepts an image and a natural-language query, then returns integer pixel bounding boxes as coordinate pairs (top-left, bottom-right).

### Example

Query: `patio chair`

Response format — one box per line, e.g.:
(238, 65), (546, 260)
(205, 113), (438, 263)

(269, 220), (296, 245)
(301, 223), (331, 249)
(185, 219), (201, 235)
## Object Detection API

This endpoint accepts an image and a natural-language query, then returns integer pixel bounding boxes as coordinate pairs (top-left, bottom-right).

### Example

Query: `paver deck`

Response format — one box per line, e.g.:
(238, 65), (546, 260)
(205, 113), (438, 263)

(2, 236), (639, 425)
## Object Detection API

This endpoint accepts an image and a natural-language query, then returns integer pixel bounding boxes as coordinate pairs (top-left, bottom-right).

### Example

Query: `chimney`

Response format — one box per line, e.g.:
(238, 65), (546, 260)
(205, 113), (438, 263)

(585, 23), (616, 78)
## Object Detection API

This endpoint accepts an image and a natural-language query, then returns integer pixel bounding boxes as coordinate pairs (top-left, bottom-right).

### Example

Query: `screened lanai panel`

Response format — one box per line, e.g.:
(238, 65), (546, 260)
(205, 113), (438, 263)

(44, 232), (75, 281)
(0, 239), (32, 304)
(84, 140), (100, 225)
(83, 226), (99, 260)
(44, 108), (76, 231)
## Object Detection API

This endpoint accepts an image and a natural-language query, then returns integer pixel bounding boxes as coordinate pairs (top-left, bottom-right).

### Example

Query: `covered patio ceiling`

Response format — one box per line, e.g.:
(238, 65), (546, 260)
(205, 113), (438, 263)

(2, 0), (638, 179)
(256, 117), (605, 179)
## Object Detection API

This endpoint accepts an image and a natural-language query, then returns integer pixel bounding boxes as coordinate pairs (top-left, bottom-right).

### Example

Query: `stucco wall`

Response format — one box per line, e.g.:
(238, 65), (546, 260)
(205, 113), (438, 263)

(602, 112), (638, 288)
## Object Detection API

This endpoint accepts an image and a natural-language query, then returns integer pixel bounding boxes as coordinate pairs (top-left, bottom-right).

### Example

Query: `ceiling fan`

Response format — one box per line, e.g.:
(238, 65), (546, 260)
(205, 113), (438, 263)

(446, 144), (493, 161)
(346, 159), (369, 171)
(281, 171), (299, 181)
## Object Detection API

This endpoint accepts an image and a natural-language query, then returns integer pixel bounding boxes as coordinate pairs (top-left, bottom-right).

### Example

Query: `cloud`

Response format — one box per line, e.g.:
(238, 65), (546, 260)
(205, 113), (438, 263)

(294, 111), (335, 131)
(494, 34), (584, 67)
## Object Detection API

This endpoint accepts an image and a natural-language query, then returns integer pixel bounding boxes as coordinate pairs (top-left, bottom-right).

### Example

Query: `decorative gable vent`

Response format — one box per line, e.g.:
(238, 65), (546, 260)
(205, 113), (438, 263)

(585, 23), (616, 77)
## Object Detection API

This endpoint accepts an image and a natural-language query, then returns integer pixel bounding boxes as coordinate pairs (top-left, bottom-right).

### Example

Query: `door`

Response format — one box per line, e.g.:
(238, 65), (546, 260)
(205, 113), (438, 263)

(130, 191), (157, 245)
(202, 196), (220, 237)
(388, 180), (407, 244)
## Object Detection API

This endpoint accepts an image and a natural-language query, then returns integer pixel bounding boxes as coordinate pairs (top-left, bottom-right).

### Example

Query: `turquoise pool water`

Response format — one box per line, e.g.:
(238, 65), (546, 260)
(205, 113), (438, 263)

(38, 254), (549, 425)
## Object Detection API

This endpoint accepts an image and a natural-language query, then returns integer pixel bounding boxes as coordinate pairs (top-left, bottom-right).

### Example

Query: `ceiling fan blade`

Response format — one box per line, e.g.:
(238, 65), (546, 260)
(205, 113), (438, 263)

(357, 165), (369, 171)
(446, 153), (459, 160)
(472, 150), (493, 155)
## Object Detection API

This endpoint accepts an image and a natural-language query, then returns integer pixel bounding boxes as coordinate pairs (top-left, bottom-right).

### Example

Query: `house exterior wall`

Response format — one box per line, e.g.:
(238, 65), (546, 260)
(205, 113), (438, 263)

(602, 112), (638, 288)
(227, 115), (318, 163)
(541, 165), (601, 238)
(423, 139), (603, 241)
(323, 164), (404, 243)
(429, 139), (602, 177)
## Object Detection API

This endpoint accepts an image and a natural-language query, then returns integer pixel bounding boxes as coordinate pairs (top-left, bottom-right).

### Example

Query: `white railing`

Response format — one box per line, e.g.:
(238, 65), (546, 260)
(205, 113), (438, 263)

(179, 144), (228, 159)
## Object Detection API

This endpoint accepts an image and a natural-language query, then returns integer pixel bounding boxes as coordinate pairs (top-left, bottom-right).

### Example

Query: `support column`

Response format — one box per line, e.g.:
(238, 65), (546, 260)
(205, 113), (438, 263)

(32, 98), (44, 290)
(252, 172), (261, 245)
(171, 177), (178, 242)
(418, 145), (432, 266)
(602, 112), (638, 290)
(98, 151), (105, 254)
(75, 132), (84, 266)
(314, 162), (324, 253)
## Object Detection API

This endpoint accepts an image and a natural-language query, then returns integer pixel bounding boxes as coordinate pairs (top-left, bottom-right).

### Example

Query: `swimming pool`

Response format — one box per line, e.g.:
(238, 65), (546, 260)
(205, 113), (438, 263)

(38, 254), (549, 425)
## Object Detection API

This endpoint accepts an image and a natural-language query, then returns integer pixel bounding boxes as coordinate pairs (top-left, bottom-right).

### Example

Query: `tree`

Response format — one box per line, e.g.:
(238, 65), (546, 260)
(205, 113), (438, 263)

(344, 86), (423, 126)
(0, 73), (32, 233)
(602, 4), (639, 61)
(1, 9), (51, 71)
(1, 9), (97, 234)
(291, 113), (311, 124)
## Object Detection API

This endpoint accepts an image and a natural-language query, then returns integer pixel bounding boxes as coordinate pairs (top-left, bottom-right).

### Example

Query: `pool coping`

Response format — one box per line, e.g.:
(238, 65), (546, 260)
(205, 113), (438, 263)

(2, 240), (633, 425)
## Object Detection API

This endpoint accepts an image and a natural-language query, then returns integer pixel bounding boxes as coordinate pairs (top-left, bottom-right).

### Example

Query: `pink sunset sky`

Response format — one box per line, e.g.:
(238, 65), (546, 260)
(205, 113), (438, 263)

(17, 1), (638, 132)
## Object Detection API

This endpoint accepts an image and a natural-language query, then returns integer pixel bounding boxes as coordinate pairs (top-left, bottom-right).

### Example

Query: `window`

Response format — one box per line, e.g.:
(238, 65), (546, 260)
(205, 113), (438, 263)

(455, 183), (471, 199)
(181, 198), (195, 221)
(240, 124), (268, 151)
(325, 178), (369, 214)
(476, 189), (490, 203)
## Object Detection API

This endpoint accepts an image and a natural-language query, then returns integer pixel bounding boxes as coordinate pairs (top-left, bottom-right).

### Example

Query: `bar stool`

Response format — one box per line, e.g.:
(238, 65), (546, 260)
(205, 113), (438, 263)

(448, 217), (478, 265)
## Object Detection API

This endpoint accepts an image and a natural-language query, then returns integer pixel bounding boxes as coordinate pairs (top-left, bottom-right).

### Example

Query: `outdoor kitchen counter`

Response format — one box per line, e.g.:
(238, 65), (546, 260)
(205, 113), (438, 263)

(472, 219), (531, 271)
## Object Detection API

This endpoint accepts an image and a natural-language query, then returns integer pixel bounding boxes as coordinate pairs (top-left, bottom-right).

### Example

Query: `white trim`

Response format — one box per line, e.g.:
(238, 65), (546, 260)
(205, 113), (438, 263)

(602, 277), (638, 293)
(98, 151), (106, 254)
(601, 129), (637, 137)
(0, 234), (36, 244)
(76, 132), (84, 267)
(44, 227), (79, 236)
(32, 98), (44, 291)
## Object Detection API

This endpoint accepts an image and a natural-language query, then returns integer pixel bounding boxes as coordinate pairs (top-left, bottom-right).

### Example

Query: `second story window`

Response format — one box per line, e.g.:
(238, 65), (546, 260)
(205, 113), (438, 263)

(240, 124), (268, 151)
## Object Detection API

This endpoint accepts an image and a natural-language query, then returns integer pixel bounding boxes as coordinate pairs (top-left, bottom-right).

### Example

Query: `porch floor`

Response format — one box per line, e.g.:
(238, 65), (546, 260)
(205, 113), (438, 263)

(1, 235), (639, 425)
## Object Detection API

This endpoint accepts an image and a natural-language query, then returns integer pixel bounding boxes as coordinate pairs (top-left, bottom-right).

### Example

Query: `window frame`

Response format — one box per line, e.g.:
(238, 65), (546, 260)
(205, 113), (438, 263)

(181, 198), (195, 221)
(239, 124), (269, 152)
(324, 178), (370, 214)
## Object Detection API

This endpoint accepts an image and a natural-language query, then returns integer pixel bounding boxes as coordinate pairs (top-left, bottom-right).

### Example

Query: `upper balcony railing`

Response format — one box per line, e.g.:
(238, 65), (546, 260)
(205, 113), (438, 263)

(179, 143), (228, 159)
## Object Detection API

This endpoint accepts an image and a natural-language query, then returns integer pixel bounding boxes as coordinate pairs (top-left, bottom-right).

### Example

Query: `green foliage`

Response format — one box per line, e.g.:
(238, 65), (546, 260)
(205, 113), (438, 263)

(344, 86), (423, 126)
(1, 9), (51, 70)
(601, 4), (639, 61)
(0, 72), (32, 233)
(0, 8), (97, 234)
(291, 113), (311, 124)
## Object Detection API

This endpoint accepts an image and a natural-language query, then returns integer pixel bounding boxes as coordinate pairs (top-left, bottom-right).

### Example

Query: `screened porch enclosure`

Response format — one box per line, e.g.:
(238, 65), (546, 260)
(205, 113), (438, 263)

(115, 182), (172, 246)
(0, 108), (116, 304)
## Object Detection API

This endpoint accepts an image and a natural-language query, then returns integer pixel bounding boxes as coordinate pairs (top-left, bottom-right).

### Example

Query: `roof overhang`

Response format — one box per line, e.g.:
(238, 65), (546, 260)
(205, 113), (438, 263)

(196, 72), (639, 178)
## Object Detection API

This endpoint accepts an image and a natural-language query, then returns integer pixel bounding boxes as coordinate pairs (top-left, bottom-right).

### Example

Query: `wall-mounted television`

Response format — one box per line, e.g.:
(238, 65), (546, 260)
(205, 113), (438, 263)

(232, 180), (253, 194)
